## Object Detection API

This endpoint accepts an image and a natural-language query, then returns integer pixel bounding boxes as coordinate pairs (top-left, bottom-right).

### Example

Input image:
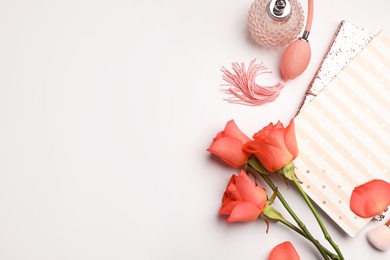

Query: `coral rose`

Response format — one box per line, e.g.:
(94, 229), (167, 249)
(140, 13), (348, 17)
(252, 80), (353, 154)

(207, 120), (251, 168)
(219, 170), (267, 223)
(350, 179), (390, 218)
(243, 119), (298, 172)
(269, 241), (300, 260)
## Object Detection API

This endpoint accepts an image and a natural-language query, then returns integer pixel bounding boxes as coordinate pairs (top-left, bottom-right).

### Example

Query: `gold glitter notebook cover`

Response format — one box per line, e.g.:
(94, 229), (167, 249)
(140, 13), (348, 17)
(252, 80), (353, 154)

(293, 31), (390, 237)
(297, 21), (375, 114)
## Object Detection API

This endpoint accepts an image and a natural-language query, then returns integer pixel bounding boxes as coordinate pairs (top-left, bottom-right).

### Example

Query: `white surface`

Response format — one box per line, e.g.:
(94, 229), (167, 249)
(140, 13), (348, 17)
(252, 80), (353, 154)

(0, 0), (389, 259)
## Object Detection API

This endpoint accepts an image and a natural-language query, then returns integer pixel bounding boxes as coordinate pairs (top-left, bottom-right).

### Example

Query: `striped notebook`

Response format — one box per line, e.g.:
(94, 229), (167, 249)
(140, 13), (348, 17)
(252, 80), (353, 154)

(294, 31), (390, 237)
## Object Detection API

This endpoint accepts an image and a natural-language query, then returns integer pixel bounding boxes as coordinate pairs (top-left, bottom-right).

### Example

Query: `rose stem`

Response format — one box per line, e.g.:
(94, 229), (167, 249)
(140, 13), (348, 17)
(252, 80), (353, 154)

(278, 218), (339, 260)
(260, 173), (330, 259)
(292, 178), (345, 260)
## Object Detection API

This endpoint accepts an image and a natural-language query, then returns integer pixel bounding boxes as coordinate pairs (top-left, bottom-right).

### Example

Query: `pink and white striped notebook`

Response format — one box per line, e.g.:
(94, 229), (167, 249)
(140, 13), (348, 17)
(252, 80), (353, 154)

(294, 31), (390, 237)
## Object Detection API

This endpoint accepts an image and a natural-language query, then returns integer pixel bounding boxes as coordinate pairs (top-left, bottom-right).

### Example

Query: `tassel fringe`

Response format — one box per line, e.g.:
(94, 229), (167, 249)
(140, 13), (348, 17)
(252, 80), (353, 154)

(221, 59), (286, 106)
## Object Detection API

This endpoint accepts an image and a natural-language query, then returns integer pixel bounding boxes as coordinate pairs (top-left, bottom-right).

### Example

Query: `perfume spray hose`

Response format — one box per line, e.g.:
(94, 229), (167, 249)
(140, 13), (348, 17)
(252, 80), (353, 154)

(305, 0), (313, 32)
(280, 0), (313, 80)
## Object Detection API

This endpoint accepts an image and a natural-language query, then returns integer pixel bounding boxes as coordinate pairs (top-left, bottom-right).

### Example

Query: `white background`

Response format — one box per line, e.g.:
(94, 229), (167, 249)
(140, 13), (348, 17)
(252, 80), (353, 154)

(0, 0), (389, 259)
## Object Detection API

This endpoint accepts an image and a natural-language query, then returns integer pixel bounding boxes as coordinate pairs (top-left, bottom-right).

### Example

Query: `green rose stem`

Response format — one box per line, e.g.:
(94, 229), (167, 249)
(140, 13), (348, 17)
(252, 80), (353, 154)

(278, 218), (339, 260)
(246, 159), (335, 259)
(278, 161), (344, 260)
(260, 173), (331, 260)
(291, 177), (344, 260)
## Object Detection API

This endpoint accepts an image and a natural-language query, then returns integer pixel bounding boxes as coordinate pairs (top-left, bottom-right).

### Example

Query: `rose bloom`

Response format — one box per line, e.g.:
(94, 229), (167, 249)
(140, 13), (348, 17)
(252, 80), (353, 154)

(269, 241), (300, 260)
(219, 170), (267, 223)
(207, 120), (251, 168)
(244, 119), (298, 172)
(350, 179), (390, 218)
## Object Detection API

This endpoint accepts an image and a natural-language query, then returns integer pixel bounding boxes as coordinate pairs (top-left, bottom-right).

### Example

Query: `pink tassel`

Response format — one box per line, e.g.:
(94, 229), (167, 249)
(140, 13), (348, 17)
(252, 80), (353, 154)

(221, 59), (286, 106)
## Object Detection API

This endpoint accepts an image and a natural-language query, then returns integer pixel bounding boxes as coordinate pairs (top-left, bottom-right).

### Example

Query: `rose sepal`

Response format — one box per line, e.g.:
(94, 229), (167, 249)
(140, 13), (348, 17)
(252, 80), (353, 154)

(263, 203), (284, 222)
(260, 187), (286, 233)
(246, 156), (267, 175)
(262, 187), (284, 220)
(277, 162), (300, 182)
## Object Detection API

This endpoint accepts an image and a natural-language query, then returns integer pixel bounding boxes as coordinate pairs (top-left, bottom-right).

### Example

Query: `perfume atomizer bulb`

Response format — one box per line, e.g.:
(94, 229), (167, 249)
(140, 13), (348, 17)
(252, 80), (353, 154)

(366, 219), (390, 251)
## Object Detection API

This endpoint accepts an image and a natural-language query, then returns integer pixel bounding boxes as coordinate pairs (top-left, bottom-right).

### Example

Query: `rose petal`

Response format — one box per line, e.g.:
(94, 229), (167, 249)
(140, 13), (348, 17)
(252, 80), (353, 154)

(269, 241), (300, 260)
(244, 135), (293, 172)
(219, 199), (240, 215)
(212, 131), (224, 142)
(226, 202), (262, 223)
(246, 120), (299, 172)
(224, 120), (251, 144)
(273, 121), (283, 130)
(208, 137), (249, 168)
(253, 122), (274, 140)
(284, 119), (299, 158)
(235, 171), (266, 208)
(262, 131), (294, 171)
(226, 182), (241, 201)
(350, 179), (390, 218)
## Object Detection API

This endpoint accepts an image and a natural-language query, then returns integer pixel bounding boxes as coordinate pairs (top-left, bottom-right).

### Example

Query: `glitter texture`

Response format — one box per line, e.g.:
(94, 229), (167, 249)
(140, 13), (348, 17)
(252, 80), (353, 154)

(373, 206), (389, 221)
(296, 20), (375, 114)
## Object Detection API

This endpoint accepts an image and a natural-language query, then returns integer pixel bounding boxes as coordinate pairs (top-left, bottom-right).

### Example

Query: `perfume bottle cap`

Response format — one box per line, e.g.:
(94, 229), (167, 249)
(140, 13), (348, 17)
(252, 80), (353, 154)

(267, 0), (292, 20)
(248, 0), (304, 47)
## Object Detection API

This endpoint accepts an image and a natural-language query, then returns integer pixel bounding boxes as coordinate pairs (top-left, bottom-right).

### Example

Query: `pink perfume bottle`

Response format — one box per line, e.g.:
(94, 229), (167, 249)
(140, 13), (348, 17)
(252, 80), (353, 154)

(248, 0), (304, 47)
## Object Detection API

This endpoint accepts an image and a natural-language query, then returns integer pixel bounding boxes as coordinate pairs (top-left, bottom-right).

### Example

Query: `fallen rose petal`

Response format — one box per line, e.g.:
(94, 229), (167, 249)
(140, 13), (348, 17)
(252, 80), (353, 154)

(269, 241), (300, 260)
(350, 179), (390, 218)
